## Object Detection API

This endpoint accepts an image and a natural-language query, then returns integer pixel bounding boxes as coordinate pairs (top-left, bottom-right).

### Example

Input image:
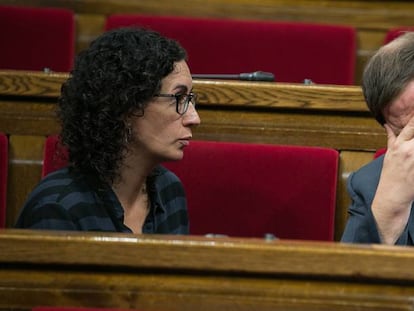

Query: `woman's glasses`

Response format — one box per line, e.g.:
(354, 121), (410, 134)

(154, 92), (197, 115)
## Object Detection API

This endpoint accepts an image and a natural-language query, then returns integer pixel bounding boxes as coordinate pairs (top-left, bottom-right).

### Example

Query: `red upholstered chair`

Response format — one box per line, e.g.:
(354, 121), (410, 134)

(105, 14), (357, 85)
(163, 140), (339, 241)
(0, 133), (8, 228)
(42, 135), (68, 177)
(374, 148), (386, 158)
(0, 5), (75, 72)
(42, 136), (339, 241)
(384, 27), (414, 44)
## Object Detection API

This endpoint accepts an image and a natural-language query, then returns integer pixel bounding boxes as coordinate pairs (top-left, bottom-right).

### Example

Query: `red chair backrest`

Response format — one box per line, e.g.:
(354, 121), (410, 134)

(0, 133), (8, 228)
(42, 135), (68, 177)
(0, 5), (75, 72)
(163, 140), (339, 241)
(105, 14), (357, 85)
(42, 136), (339, 241)
(374, 148), (386, 158)
(384, 27), (414, 44)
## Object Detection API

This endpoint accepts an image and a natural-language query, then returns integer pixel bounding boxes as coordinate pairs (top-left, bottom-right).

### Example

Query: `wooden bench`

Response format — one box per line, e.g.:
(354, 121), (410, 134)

(1, 229), (414, 310)
(2, 0), (414, 84)
(0, 70), (386, 240)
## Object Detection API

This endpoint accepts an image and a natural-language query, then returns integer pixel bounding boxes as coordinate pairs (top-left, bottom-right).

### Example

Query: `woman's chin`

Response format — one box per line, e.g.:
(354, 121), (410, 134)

(164, 150), (184, 162)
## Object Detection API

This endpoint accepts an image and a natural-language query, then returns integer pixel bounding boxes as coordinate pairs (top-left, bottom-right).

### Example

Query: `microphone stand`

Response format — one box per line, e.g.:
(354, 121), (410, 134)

(192, 71), (275, 82)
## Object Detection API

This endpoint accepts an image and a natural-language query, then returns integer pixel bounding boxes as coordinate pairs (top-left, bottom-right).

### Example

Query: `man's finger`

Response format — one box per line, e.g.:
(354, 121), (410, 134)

(385, 123), (396, 146)
(397, 115), (414, 141)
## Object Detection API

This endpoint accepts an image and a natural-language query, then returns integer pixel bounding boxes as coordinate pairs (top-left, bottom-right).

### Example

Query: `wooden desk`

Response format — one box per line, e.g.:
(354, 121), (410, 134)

(1, 229), (414, 311)
(2, 0), (414, 84)
(0, 70), (385, 239)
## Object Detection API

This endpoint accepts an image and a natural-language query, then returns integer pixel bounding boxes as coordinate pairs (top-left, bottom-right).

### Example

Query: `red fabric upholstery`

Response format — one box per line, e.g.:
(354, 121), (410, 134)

(384, 27), (414, 44)
(105, 15), (356, 85)
(0, 5), (75, 72)
(0, 133), (8, 228)
(42, 136), (339, 241)
(42, 135), (68, 177)
(163, 140), (339, 241)
(374, 148), (386, 158)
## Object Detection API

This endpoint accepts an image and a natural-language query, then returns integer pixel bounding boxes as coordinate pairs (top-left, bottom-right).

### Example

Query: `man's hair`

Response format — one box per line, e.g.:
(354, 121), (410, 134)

(363, 31), (414, 125)
(58, 27), (187, 184)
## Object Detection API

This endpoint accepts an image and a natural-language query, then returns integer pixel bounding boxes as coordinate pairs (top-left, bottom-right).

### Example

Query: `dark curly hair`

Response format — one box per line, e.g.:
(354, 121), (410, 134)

(57, 27), (187, 185)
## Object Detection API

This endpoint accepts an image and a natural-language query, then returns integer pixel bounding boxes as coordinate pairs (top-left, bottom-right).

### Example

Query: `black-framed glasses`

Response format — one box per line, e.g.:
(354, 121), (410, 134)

(154, 92), (197, 115)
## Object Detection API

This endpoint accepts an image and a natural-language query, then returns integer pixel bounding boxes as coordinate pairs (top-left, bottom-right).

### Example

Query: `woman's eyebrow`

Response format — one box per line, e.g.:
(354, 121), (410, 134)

(172, 84), (189, 93)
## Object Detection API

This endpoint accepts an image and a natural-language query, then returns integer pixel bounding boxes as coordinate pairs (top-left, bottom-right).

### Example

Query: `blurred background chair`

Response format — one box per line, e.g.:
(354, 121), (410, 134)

(163, 140), (339, 241)
(0, 5), (75, 72)
(42, 135), (68, 177)
(0, 133), (8, 228)
(383, 26), (414, 44)
(374, 148), (386, 159)
(105, 14), (357, 85)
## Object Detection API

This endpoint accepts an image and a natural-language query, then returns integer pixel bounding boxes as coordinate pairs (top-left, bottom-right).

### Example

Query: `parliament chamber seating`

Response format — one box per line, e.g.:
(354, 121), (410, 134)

(0, 133), (7, 228)
(105, 14), (357, 85)
(0, 5), (75, 72)
(42, 136), (339, 241)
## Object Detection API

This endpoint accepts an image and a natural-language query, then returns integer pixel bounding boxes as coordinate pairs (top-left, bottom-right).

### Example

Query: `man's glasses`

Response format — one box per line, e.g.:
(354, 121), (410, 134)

(154, 92), (197, 115)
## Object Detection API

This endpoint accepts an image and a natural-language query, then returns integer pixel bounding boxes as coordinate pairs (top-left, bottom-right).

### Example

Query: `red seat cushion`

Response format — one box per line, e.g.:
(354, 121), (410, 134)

(163, 140), (339, 241)
(105, 15), (356, 85)
(0, 5), (75, 72)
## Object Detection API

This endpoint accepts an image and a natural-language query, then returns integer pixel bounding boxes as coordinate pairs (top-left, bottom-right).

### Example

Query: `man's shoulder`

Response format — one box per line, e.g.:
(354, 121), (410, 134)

(349, 155), (384, 194)
(352, 155), (383, 180)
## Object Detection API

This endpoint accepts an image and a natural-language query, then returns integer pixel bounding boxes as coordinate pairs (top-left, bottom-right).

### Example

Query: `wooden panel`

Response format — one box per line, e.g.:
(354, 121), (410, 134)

(335, 150), (375, 241)
(76, 13), (105, 52)
(7, 135), (44, 227)
(2, 230), (414, 310)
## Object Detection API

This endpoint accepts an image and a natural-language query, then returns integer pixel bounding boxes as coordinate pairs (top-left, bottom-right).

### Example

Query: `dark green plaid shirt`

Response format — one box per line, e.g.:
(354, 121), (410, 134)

(15, 166), (189, 234)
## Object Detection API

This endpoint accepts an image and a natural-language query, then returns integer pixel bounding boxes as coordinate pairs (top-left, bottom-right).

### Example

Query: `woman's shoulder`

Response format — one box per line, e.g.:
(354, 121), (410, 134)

(152, 165), (181, 182)
(150, 165), (185, 195)
(25, 167), (98, 208)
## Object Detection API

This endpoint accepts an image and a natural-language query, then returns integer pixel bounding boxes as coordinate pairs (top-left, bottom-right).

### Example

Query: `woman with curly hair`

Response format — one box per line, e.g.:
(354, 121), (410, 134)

(15, 27), (201, 234)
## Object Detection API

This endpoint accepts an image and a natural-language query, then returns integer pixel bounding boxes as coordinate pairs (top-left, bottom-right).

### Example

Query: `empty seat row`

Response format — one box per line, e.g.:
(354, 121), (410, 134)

(2, 4), (413, 85)
(104, 14), (357, 85)
(1, 5), (412, 85)
(0, 4), (357, 84)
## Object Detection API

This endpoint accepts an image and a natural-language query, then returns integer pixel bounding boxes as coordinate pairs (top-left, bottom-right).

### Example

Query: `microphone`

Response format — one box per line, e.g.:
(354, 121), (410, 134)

(192, 71), (275, 82)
